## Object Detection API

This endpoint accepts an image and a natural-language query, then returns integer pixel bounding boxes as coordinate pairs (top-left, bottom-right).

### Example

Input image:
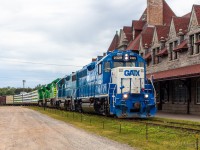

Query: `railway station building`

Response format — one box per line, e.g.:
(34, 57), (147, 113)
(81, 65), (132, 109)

(107, 0), (200, 115)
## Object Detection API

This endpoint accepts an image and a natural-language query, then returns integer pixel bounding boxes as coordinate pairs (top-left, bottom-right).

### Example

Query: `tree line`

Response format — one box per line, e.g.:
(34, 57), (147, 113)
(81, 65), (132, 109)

(0, 85), (41, 96)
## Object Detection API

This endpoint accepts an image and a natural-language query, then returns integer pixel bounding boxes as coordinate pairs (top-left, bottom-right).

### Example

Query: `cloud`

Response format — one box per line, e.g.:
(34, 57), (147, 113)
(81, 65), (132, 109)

(0, 0), (197, 87)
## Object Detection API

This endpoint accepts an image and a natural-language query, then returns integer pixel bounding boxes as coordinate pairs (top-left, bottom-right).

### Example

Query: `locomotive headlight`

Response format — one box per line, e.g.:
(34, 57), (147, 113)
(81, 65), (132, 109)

(125, 56), (129, 60)
(144, 94), (149, 99)
(123, 93), (129, 100)
(124, 54), (129, 61)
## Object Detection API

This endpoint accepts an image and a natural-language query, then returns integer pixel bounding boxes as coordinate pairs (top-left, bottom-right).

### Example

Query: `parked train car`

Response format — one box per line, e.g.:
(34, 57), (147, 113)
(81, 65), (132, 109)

(0, 96), (6, 105)
(6, 95), (14, 104)
(57, 72), (76, 110)
(57, 50), (157, 118)
(13, 90), (38, 104)
(38, 79), (60, 107)
(38, 85), (46, 106)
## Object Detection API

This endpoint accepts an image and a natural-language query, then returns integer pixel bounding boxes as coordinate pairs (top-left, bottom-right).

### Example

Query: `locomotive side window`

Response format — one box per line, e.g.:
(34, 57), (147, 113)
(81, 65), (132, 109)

(104, 62), (111, 72)
(72, 75), (76, 81)
(98, 63), (102, 75)
(114, 62), (123, 68)
(81, 69), (87, 77)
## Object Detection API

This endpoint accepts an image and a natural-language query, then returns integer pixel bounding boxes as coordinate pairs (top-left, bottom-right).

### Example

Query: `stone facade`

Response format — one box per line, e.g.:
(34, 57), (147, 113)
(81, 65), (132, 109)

(107, 0), (200, 114)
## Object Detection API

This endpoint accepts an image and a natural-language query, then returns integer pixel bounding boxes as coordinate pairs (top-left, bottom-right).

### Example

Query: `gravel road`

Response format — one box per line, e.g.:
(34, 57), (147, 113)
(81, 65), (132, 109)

(0, 107), (134, 150)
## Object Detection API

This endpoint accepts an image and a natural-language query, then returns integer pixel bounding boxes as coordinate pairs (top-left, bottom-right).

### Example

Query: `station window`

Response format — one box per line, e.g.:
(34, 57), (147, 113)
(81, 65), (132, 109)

(190, 35), (195, 55)
(197, 79), (200, 104)
(156, 47), (160, 64)
(152, 49), (156, 64)
(197, 33), (200, 54)
(169, 43), (173, 60)
(174, 41), (178, 59)
(172, 80), (188, 103)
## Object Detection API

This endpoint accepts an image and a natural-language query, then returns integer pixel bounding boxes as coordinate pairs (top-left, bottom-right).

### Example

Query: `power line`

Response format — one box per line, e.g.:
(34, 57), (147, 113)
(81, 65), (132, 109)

(0, 58), (82, 67)
(0, 77), (58, 82)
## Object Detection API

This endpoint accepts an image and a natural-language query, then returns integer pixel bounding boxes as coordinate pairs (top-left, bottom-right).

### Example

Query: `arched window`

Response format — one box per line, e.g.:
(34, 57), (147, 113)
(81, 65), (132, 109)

(197, 79), (200, 104)
(172, 80), (188, 103)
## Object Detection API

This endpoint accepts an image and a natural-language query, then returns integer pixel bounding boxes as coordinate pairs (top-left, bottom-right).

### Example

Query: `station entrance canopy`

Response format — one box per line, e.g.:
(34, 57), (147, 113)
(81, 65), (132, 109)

(147, 64), (200, 81)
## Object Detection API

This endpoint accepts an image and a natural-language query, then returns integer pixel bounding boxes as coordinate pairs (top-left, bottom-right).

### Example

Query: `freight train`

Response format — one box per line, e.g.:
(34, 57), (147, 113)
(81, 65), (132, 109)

(33, 50), (157, 118)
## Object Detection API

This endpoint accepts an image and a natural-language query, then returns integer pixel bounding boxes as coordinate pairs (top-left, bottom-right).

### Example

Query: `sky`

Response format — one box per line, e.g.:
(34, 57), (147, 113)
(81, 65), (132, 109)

(0, 0), (199, 88)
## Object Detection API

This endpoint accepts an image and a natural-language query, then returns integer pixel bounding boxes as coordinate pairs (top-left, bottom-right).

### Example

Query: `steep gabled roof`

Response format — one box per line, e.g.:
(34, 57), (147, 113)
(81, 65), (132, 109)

(141, 27), (154, 48)
(123, 26), (132, 42)
(157, 47), (168, 56)
(155, 25), (170, 41)
(127, 26), (154, 51)
(144, 53), (151, 60)
(139, 8), (147, 21)
(163, 1), (176, 25)
(173, 17), (190, 34)
(132, 20), (146, 30)
(182, 12), (191, 18)
(193, 5), (200, 24)
(173, 40), (188, 51)
(108, 32), (119, 52)
(126, 34), (140, 50)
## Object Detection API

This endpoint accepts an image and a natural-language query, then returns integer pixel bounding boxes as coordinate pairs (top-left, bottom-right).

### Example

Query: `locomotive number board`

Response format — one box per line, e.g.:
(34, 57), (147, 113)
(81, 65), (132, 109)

(129, 56), (137, 60)
(112, 55), (137, 61)
(113, 55), (123, 60)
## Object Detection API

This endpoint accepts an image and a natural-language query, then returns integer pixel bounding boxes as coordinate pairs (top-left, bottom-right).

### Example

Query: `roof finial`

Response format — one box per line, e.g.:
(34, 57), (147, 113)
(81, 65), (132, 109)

(116, 31), (118, 35)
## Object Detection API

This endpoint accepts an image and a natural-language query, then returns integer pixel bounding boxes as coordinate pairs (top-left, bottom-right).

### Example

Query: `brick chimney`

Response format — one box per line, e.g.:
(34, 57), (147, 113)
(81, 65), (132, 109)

(147, 0), (164, 25)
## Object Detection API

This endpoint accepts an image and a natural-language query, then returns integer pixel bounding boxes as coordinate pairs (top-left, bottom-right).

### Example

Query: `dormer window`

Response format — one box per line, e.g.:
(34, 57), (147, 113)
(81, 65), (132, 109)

(156, 47), (160, 63)
(169, 43), (173, 61)
(174, 41), (178, 59)
(152, 49), (156, 64)
(190, 35), (195, 55)
(196, 33), (200, 54)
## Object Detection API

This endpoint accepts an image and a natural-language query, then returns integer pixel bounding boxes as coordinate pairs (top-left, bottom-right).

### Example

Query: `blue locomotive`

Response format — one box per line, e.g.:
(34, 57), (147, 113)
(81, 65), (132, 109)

(57, 50), (157, 118)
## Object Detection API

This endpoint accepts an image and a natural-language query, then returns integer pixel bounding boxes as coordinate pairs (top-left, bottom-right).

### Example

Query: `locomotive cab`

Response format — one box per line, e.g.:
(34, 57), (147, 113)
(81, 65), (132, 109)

(107, 51), (157, 118)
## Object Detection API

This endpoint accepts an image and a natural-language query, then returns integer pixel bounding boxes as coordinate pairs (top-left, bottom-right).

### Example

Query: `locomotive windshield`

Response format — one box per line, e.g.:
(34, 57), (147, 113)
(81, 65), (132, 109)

(113, 61), (136, 68)
(125, 62), (135, 67)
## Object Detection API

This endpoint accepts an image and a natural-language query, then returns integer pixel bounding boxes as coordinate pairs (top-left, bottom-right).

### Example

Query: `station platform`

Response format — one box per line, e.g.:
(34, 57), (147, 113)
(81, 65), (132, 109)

(156, 112), (200, 122)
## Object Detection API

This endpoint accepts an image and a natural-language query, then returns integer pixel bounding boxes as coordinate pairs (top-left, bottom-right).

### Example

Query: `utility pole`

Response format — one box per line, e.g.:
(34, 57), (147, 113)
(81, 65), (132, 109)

(22, 80), (26, 103)
(23, 80), (26, 92)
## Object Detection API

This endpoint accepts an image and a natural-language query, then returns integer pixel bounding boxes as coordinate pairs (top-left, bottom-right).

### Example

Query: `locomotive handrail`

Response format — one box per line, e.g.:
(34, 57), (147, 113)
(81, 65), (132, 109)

(150, 75), (157, 105)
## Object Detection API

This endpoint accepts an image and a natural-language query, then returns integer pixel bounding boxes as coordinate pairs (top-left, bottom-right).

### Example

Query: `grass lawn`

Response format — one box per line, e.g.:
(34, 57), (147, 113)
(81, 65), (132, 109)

(29, 106), (200, 150)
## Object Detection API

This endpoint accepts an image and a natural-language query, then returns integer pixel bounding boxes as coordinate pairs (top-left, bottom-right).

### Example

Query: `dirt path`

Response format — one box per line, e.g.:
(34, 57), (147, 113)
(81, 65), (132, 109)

(0, 107), (134, 150)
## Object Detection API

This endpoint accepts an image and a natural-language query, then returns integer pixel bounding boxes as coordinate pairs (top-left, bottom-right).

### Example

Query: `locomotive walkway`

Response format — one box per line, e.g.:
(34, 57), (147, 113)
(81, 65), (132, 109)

(0, 107), (134, 150)
(156, 112), (200, 122)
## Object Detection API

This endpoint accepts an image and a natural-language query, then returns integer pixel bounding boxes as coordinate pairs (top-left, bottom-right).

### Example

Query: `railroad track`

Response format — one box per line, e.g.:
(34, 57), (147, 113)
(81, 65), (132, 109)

(135, 119), (200, 133)
(37, 106), (200, 133)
